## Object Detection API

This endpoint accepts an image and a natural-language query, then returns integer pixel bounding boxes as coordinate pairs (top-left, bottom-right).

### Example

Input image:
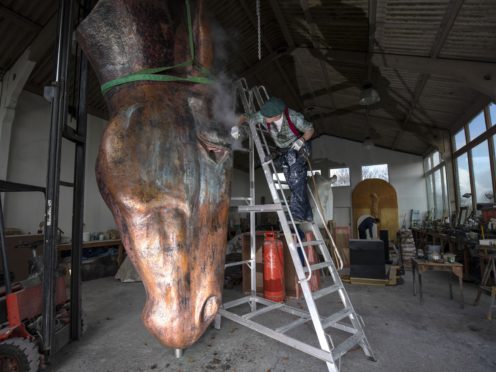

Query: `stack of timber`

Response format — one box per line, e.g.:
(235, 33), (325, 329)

(398, 229), (416, 270)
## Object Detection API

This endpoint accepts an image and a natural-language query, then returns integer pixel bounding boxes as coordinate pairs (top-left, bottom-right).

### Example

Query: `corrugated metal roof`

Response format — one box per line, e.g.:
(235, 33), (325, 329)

(1, 0), (495, 156)
(440, 0), (496, 61)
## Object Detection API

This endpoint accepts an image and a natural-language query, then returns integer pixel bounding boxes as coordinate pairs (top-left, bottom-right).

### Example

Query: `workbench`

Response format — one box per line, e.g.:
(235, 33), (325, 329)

(411, 227), (477, 278)
(57, 239), (124, 265)
(411, 258), (464, 308)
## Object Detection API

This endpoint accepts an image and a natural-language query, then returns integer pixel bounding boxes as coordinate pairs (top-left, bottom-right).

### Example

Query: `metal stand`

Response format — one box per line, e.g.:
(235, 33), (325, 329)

(42, 0), (89, 355)
(216, 79), (376, 372)
(473, 253), (496, 320)
(174, 349), (183, 358)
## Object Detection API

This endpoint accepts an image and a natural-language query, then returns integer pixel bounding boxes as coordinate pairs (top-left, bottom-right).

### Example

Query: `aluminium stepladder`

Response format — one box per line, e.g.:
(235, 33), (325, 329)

(215, 78), (376, 372)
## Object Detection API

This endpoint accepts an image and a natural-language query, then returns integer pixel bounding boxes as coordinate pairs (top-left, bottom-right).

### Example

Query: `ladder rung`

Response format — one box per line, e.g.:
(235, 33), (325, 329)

(312, 284), (342, 300)
(275, 317), (310, 333)
(262, 159), (273, 166)
(234, 147), (250, 153)
(242, 303), (284, 319)
(222, 296), (252, 310)
(298, 240), (324, 247)
(225, 259), (252, 268)
(332, 332), (364, 361)
(231, 197), (253, 201)
(303, 261), (332, 273)
(238, 204), (284, 213)
(291, 219), (313, 225)
(321, 308), (353, 329)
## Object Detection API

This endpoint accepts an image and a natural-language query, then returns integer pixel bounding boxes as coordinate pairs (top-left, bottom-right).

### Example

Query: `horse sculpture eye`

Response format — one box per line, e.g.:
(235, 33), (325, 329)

(197, 134), (230, 164)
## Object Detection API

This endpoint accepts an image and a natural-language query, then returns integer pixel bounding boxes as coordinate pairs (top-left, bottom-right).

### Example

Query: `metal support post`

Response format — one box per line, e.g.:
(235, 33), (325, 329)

(0, 197), (11, 294)
(69, 0), (90, 341)
(42, 0), (74, 355)
(249, 133), (256, 312)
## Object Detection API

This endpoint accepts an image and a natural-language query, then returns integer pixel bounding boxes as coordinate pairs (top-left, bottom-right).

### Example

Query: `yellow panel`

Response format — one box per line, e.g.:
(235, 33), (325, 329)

(351, 179), (399, 239)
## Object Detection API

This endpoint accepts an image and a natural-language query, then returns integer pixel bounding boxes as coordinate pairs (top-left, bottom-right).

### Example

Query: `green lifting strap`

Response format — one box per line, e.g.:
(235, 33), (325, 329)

(100, 0), (214, 95)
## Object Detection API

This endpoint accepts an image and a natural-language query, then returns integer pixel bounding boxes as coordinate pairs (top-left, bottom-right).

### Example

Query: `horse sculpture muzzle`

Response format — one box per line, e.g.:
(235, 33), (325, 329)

(77, 0), (233, 349)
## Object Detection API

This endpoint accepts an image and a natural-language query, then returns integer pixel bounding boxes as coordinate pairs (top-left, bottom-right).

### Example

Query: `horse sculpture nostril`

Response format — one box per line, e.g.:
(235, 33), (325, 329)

(202, 296), (220, 323)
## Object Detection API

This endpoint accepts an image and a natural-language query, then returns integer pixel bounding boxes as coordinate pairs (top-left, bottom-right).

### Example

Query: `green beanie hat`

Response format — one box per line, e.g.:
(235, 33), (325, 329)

(260, 97), (285, 117)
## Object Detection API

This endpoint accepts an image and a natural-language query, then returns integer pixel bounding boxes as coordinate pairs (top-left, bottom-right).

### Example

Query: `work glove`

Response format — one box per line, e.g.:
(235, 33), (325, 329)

(231, 126), (240, 140)
(290, 137), (305, 151)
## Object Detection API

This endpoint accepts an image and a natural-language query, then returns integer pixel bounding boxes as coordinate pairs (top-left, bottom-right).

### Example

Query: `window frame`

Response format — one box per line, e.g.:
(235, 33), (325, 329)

(361, 163), (389, 182)
(451, 104), (496, 210)
(329, 167), (351, 187)
(424, 151), (448, 219)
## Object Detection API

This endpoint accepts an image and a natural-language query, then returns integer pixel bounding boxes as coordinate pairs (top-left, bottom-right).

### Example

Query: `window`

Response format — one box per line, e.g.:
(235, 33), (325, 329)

(456, 154), (471, 207)
(489, 103), (496, 126)
(424, 150), (448, 219)
(426, 174), (434, 215)
(468, 111), (487, 141)
(433, 169), (444, 219)
(471, 141), (493, 204)
(424, 157), (431, 172)
(432, 151), (440, 167)
(452, 103), (496, 210)
(307, 170), (321, 177)
(493, 135), (496, 168)
(361, 164), (389, 182)
(454, 129), (466, 151)
(329, 168), (350, 187)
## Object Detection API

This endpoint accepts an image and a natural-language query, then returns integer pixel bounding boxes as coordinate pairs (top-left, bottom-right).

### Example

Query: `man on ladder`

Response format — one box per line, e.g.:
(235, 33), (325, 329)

(232, 97), (315, 223)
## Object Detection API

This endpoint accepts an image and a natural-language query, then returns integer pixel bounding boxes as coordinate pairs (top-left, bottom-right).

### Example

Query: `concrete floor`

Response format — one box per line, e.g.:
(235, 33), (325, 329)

(49, 272), (496, 372)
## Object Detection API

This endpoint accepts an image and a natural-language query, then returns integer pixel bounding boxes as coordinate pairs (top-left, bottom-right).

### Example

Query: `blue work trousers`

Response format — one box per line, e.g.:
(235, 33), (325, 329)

(277, 143), (313, 222)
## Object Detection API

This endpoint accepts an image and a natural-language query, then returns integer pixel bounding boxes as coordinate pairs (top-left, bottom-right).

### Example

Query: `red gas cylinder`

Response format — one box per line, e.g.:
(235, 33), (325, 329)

(305, 231), (321, 291)
(263, 232), (285, 302)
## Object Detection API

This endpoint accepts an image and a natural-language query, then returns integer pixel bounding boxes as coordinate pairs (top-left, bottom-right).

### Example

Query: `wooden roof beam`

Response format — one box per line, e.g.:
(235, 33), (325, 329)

(0, 4), (42, 33)
(268, 0), (324, 119)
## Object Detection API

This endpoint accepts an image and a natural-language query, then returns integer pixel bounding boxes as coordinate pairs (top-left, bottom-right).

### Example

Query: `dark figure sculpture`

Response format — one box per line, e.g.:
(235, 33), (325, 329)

(77, 0), (233, 349)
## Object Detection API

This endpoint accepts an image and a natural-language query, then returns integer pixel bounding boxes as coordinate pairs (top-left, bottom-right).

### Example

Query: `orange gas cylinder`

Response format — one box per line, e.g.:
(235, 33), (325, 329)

(263, 232), (285, 302)
(305, 231), (321, 291)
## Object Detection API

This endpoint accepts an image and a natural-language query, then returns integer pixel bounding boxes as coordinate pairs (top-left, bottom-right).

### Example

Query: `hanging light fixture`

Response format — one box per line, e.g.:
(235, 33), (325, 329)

(363, 136), (374, 150)
(359, 83), (381, 106)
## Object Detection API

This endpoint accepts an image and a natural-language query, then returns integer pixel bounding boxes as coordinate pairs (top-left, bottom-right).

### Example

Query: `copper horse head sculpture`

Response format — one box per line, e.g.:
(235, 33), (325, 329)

(77, 0), (233, 349)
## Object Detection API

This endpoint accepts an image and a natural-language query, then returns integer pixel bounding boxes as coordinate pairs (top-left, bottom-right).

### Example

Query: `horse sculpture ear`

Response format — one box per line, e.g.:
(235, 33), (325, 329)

(193, 0), (213, 69)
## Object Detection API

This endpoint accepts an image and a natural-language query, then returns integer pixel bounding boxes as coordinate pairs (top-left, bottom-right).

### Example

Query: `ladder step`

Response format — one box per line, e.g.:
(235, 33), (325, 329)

(298, 240), (325, 247)
(312, 284), (342, 300)
(321, 308), (353, 329)
(238, 204), (285, 213)
(303, 261), (332, 273)
(225, 259), (253, 268)
(275, 316), (310, 333)
(234, 147), (250, 153)
(242, 303), (284, 319)
(332, 332), (364, 361)
(292, 220), (311, 225)
(231, 197), (253, 202)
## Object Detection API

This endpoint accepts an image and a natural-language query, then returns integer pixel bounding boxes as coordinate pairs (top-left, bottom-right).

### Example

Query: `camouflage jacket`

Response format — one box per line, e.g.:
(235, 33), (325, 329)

(247, 108), (313, 148)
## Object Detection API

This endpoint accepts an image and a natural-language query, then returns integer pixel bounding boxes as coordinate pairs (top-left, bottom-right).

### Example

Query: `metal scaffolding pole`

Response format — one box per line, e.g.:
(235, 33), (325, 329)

(0, 197), (11, 295)
(42, 0), (74, 354)
(69, 0), (90, 342)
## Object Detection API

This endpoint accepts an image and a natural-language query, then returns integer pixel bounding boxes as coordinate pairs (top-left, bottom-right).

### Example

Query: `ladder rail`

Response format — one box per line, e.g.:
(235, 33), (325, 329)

(307, 184), (344, 270)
